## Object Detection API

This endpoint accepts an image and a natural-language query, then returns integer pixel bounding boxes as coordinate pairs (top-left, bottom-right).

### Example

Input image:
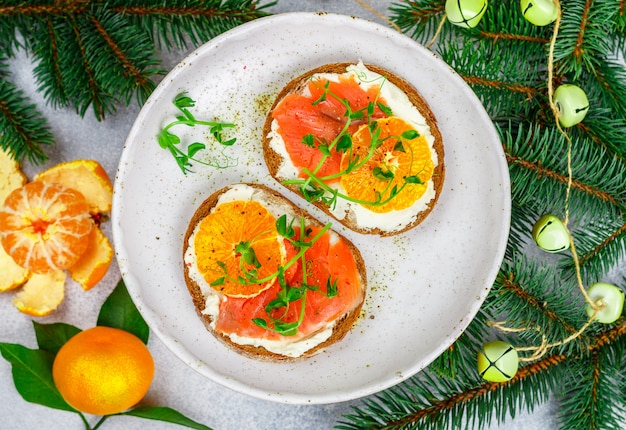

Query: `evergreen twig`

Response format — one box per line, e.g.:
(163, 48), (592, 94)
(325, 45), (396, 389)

(0, 0), (273, 164)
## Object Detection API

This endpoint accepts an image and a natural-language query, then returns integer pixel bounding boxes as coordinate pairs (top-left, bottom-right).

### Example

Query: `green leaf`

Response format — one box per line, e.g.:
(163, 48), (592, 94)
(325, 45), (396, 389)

(302, 134), (316, 147)
(326, 278), (338, 298)
(252, 318), (269, 330)
(286, 286), (305, 302)
(174, 92), (196, 109)
(336, 133), (353, 152)
(393, 141), (406, 153)
(378, 102), (393, 116)
(33, 322), (81, 354)
(187, 142), (206, 158)
(318, 144), (331, 156)
(349, 109), (364, 120)
(401, 129), (420, 140)
(122, 406), (212, 430)
(373, 167), (394, 181)
(0, 343), (75, 412)
(404, 175), (424, 184)
(97, 279), (150, 344)
(210, 277), (225, 286)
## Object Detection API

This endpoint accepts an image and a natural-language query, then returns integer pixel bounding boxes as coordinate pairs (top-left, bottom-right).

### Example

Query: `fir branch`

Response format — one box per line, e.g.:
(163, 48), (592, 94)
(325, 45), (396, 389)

(110, 0), (276, 49)
(489, 260), (586, 353)
(0, 77), (54, 164)
(559, 338), (626, 430)
(339, 322), (626, 430)
(564, 220), (626, 284)
(554, 0), (618, 78)
(501, 123), (626, 221)
(388, 0), (447, 44)
(0, 0), (272, 162)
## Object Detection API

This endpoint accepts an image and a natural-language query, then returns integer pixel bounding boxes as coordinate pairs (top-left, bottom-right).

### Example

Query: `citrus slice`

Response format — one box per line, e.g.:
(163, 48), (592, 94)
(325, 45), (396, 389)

(0, 246), (30, 292)
(339, 116), (435, 213)
(13, 271), (66, 316)
(194, 200), (285, 298)
(0, 147), (28, 204)
(0, 181), (94, 273)
(68, 227), (113, 291)
(34, 159), (113, 214)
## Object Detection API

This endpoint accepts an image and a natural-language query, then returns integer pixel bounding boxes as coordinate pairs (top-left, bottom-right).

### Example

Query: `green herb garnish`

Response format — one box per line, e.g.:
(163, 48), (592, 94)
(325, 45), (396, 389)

(157, 92), (238, 174)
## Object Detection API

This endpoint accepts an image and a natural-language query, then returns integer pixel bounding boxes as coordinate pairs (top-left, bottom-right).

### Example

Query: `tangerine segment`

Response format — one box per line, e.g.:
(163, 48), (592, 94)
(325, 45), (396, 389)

(0, 181), (94, 273)
(272, 74), (388, 180)
(13, 270), (66, 317)
(68, 227), (113, 291)
(194, 200), (285, 298)
(340, 117), (434, 213)
(34, 159), (113, 214)
(52, 326), (154, 416)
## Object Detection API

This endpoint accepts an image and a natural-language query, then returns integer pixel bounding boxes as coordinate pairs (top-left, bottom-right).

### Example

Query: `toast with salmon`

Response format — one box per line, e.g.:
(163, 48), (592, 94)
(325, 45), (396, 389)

(183, 183), (366, 361)
(263, 62), (445, 236)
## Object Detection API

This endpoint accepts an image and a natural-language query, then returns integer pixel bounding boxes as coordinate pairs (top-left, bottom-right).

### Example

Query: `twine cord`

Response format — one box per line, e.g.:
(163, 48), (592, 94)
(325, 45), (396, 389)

(494, 1), (605, 363)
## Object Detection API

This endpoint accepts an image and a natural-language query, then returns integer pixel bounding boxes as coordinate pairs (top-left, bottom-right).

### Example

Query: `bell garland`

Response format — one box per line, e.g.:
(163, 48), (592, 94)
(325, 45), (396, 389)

(434, 0), (622, 383)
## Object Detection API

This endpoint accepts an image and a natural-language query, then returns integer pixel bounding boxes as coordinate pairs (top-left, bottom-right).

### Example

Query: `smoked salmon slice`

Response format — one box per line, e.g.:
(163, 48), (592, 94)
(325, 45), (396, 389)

(214, 225), (362, 341)
(271, 74), (389, 181)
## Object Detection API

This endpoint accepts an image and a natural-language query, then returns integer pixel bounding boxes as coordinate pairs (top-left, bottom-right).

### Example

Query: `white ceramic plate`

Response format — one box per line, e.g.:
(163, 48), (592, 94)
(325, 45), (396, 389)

(113, 12), (510, 405)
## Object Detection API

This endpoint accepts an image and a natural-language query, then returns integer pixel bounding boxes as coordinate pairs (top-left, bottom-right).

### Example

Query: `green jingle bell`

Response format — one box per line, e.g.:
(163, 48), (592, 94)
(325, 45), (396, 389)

(532, 214), (570, 253)
(445, 0), (488, 29)
(520, 0), (558, 26)
(553, 84), (589, 127)
(477, 341), (519, 382)
(585, 282), (625, 324)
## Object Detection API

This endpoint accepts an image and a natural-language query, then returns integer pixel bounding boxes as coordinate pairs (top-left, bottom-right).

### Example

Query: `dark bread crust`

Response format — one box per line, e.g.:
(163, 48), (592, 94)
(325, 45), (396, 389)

(262, 63), (445, 236)
(182, 183), (366, 361)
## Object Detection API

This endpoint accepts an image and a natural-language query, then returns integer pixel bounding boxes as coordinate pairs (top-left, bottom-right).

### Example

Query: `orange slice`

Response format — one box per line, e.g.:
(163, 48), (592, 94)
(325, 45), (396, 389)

(194, 200), (285, 298)
(13, 271), (66, 316)
(0, 148), (28, 204)
(34, 159), (113, 214)
(0, 246), (30, 292)
(339, 116), (434, 213)
(68, 227), (113, 291)
(0, 181), (94, 273)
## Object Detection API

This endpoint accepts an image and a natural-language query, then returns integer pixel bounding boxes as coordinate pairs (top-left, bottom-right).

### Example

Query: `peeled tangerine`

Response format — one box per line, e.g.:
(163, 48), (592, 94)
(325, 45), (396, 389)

(0, 159), (114, 315)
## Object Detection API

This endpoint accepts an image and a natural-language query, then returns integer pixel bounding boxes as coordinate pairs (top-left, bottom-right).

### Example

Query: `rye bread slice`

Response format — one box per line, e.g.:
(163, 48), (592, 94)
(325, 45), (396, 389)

(182, 183), (366, 361)
(262, 63), (445, 236)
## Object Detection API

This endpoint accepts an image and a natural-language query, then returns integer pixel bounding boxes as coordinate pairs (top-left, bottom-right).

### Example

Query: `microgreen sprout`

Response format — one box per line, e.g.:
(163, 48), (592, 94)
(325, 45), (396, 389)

(157, 92), (238, 174)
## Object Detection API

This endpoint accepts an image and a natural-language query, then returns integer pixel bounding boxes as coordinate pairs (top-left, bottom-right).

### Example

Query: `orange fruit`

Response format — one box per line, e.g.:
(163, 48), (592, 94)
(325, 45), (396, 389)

(68, 227), (113, 291)
(340, 117), (434, 213)
(0, 181), (93, 273)
(34, 159), (113, 214)
(194, 200), (285, 297)
(52, 326), (154, 416)
(13, 271), (66, 316)
(0, 148), (28, 204)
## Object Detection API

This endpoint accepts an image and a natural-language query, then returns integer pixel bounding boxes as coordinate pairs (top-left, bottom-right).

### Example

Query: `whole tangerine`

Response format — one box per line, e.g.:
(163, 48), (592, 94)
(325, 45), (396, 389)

(52, 326), (154, 416)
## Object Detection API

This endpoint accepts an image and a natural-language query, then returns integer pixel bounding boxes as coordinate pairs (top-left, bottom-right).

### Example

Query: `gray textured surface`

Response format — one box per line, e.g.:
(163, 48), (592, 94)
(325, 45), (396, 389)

(0, 1), (611, 429)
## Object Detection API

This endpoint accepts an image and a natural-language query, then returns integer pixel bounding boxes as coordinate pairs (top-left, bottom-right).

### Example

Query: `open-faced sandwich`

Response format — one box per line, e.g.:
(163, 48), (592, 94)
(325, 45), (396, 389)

(263, 62), (444, 236)
(183, 183), (366, 360)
